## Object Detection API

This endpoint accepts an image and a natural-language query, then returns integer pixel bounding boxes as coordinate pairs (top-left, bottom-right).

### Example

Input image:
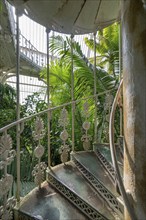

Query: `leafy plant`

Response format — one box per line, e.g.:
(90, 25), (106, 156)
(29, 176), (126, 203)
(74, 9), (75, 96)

(0, 83), (16, 127)
(85, 23), (119, 77)
(40, 33), (118, 145)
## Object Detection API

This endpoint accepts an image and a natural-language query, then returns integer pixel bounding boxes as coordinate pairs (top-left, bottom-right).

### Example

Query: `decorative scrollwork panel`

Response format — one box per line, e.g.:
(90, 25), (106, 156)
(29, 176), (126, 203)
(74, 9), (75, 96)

(0, 132), (16, 220)
(81, 102), (92, 151)
(32, 162), (47, 186)
(104, 94), (113, 112)
(59, 108), (70, 164)
(32, 117), (46, 187)
(0, 197), (16, 220)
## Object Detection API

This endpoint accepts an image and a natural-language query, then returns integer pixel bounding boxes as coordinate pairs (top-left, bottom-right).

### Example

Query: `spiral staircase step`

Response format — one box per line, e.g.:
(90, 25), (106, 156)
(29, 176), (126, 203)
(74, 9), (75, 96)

(14, 181), (88, 220)
(71, 151), (123, 218)
(46, 162), (114, 220)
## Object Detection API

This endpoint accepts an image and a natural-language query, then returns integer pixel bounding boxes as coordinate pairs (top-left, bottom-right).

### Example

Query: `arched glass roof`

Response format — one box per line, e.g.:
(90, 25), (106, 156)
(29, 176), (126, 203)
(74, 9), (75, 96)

(6, 75), (47, 104)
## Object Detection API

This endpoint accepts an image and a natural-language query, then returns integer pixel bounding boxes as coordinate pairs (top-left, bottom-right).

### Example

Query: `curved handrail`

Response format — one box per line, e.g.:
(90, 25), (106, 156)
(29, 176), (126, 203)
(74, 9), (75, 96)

(109, 79), (137, 220)
(0, 88), (116, 133)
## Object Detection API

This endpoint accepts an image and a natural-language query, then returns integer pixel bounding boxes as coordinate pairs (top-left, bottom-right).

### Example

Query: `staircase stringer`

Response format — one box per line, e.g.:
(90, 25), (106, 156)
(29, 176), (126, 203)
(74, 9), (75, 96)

(95, 149), (116, 184)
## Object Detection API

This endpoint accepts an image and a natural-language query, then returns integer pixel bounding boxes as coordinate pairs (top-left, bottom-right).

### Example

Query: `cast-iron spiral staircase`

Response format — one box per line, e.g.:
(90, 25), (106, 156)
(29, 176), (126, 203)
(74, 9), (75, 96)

(14, 148), (124, 220)
(0, 1), (136, 219)
(0, 74), (136, 220)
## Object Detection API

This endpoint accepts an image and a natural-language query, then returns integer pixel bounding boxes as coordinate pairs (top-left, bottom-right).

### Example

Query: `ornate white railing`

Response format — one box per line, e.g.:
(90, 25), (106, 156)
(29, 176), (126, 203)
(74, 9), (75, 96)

(19, 34), (48, 68)
(6, 1), (49, 69)
(0, 132), (16, 220)
(81, 101), (92, 150)
(0, 89), (115, 216)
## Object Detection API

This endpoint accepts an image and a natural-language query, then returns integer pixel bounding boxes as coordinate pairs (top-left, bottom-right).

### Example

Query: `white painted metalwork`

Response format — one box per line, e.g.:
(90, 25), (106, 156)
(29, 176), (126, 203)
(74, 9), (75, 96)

(46, 28), (51, 168)
(104, 94), (113, 141)
(0, 87), (116, 216)
(119, 23), (123, 137)
(1, 89), (116, 135)
(93, 32), (98, 146)
(59, 108), (70, 164)
(8, 0), (120, 34)
(16, 9), (21, 202)
(32, 162), (47, 187)
(0, 89), (116, 134)
(105, 94), (113, 112)
(104, 94), (113, 124)
(71, 34), (75, 152)
(81, 102), (92, 151)
(0, 197), (16, 220)
(32, 117), (46, 187)
(19, 34), (47, 67)
(0, 131), (16, 220)
(59, 108), (69, 128)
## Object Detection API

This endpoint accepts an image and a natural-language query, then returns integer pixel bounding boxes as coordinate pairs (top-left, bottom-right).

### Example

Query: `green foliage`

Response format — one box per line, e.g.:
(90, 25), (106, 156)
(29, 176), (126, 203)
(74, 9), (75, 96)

(48, 35), (117, 94)
(21, 92), (48, 116)
(0, 0), (2, 12)
(40, 31), (119, 146)
(0, 83), (16, 127)
(0, 24), (121, 188)
(84, 23), (119, 77)
(21, 92), (62, 170)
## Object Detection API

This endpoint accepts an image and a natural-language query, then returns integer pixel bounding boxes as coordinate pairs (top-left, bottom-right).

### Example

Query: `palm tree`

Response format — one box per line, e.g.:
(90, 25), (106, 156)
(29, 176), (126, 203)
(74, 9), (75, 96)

(48, 35), (117, 95)
(40, 34), (118, 144)
(84, 23), (119, 77)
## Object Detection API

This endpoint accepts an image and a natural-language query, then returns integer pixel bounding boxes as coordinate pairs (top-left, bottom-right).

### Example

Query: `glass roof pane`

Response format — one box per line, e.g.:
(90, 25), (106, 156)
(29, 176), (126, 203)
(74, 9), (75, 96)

(6, 75), (47, 104)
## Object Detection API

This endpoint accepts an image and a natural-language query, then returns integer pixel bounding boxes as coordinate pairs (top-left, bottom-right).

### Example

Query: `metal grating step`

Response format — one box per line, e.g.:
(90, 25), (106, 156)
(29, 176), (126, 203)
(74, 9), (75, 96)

(95, 144), (123, 178)
(71, 152), (123, 219)
(14, 181), (88, 220)
(95, 148), (116, 183)
(47, 169), (109, 220)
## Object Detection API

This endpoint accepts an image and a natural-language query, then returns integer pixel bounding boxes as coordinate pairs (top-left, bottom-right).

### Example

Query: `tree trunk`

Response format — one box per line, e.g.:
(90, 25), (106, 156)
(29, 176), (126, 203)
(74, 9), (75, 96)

(122, 0), (146, 219)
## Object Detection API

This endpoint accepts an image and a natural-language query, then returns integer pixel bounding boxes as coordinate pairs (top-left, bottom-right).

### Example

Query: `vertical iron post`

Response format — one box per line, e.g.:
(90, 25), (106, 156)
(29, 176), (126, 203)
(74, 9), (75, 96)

(119, 23), (123, 136)
(71, 34), (75, 152)
(93, 32), (97, 147)
(16, 8), (21, 202)
(46, 28), (51, 168)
